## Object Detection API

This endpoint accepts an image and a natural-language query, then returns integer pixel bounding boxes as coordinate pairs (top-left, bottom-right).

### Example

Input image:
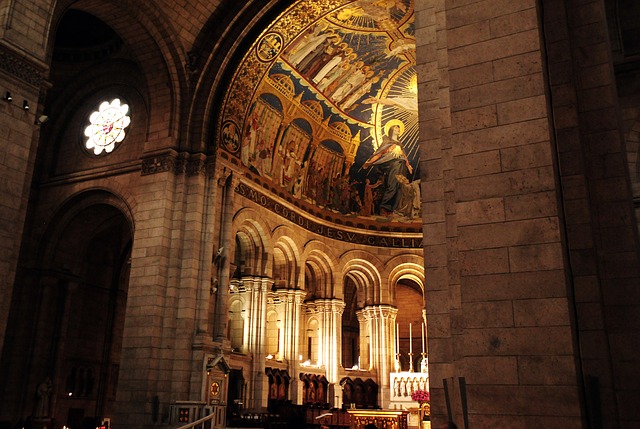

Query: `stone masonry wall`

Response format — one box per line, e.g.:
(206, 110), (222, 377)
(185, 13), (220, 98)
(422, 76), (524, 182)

(417, 0), (586, 427)
(542, 0), (640, 426)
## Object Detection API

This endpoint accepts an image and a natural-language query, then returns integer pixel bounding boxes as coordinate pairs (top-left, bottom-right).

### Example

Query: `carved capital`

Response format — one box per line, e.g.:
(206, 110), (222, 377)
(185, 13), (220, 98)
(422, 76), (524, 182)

(204, 157), (217, 177)
(174, 152), (189, 175)
(217, 168), (232, 186)
(183, 153), (207, 177)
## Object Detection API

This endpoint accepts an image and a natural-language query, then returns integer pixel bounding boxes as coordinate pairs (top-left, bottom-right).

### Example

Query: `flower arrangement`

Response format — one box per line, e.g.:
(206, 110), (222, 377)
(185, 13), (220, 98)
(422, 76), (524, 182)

(411, 389), (430, 403)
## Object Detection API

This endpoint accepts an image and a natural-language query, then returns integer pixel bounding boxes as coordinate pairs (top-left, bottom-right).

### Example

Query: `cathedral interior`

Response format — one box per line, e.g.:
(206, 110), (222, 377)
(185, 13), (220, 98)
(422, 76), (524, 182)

(0, 0), (639, 429)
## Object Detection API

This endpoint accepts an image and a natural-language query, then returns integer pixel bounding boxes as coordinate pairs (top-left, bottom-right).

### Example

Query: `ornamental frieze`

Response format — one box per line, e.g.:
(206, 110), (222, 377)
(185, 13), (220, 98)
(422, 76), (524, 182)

(236, 181), (422, 249)
(0, 47), (45, 87)
(141, 152), (212, 176)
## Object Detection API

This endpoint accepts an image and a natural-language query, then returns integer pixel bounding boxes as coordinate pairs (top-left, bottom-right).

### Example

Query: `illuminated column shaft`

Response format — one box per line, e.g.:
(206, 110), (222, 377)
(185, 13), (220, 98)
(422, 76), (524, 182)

(213, 171), (238, 342)
(281, 289), (306, 404)
(318, 299), (345, 384)
(247, 278), (269, 410)
(356, 310), (370, 370)
(364, 305), (397, 408)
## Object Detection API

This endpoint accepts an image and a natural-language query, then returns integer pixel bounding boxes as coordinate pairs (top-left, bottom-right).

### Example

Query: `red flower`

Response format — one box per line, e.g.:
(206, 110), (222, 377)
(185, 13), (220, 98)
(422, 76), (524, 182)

(411, 389), (430, 403)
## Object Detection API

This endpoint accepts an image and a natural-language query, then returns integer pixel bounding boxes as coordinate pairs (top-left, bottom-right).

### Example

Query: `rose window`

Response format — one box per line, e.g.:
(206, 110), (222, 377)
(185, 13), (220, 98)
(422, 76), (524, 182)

(84, 98), (130, 155)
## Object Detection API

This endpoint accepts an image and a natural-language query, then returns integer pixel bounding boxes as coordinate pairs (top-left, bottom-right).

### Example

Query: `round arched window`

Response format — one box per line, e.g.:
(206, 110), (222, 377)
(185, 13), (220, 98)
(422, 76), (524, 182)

(83, 98), (130, 155)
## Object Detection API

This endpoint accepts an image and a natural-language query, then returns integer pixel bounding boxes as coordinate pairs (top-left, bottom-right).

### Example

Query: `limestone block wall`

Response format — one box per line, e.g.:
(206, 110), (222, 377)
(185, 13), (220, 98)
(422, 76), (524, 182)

(0, 66), (42, 357)
(0, 3), (50, 361)
(418, 0), (580, 427)
(542, 0), (640, 426)
(1, 0), (639, 428)
(417, 0), (640, 427)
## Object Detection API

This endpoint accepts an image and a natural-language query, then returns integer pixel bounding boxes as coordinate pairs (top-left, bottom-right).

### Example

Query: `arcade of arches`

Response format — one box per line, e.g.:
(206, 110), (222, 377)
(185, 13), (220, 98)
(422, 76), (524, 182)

(0, 1), (640, 429)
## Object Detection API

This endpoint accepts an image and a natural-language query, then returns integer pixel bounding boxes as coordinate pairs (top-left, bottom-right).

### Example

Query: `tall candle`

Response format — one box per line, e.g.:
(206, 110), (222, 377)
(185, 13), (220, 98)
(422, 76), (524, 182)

(421, 322), (425, 353)
(409, 322), (412, 354)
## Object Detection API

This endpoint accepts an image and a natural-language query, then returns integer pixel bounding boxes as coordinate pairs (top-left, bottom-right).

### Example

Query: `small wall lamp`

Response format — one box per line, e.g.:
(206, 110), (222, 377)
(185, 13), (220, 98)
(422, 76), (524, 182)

(35, 115), (49, 126)
(3, 91), (11, 102)
(22, 100), (29, 110)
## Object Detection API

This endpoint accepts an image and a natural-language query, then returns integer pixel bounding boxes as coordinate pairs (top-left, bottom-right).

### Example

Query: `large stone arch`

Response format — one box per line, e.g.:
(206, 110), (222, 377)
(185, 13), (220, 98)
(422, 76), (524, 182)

(188, 0), (288, 153)
(302, 240), (338, 299)
(38, 189), (135, 269)
(46, 0), (188, 147)
(0, 188), (133, 424)
(232, 208), (275, 278)
(338, 251), (384, 305)
(385, 255), (425, 306)
(271, 226), (303, 289)
(338, 252), (383, 371)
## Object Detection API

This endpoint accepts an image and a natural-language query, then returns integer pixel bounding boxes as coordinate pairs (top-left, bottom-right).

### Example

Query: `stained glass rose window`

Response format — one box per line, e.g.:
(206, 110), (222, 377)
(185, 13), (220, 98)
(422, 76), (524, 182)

(84, 98), (130, 155)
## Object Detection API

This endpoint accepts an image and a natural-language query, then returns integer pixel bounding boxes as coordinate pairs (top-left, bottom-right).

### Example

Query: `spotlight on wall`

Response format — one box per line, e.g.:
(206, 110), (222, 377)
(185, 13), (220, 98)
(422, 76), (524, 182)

(22, 100), (29, 110)
(3, 91), (11, 102)
(35, 115), (49, 126)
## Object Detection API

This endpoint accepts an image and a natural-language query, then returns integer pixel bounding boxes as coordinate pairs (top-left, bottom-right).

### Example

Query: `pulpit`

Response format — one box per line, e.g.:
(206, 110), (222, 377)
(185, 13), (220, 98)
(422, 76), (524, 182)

(347, 409), (410, 429)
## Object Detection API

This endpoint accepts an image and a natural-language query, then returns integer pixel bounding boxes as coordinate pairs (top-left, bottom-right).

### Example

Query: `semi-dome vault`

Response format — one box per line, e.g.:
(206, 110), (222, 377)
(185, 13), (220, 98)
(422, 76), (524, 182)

(218, 0), (420, 231)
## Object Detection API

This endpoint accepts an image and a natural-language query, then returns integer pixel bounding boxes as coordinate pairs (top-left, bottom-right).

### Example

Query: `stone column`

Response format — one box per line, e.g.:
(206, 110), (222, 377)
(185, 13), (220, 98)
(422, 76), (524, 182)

(317, 299), (345, 408)
(195, 158), (221, 337)
(356, 310), (370, 370)
(44, 276), (76, 420)
(175, 154), (223, 401)
(362, 305), (396, 409)
(280, 289), (306, 404)
(213, 169), (239, 343)
(115, 150), (182, 426)
(247, 277), (270, 411)
(318, 299), (345, 384)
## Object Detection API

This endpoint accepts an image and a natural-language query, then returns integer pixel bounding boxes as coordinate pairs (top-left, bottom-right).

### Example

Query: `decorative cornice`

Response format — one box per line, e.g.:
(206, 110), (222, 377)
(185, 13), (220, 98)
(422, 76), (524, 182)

(141, 153), (177, 176)
(141, 151), (212, 177)
(0, 44), (46, 87)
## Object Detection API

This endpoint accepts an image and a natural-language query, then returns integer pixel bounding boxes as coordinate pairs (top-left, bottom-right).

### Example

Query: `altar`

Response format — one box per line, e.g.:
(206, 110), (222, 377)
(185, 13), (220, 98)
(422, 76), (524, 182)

(347, 409), (410, 429)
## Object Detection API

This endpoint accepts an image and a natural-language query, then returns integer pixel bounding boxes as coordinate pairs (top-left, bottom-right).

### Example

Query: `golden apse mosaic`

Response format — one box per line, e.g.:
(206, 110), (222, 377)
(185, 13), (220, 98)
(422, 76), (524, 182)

(219, 0), (420, 231)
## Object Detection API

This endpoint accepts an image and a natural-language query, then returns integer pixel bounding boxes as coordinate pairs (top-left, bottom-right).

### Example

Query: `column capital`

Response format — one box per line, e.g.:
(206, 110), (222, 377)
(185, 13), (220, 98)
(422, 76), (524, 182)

(305, 298), (346, 315)
(361, 304), (398, 320)
(216, 167), (232, 186)
(276, 288), (306, 303)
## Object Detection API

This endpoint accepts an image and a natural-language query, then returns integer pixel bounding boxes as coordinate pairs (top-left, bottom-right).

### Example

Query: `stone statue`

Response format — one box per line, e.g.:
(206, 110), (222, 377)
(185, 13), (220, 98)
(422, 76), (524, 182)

(35, 377), (52, 418)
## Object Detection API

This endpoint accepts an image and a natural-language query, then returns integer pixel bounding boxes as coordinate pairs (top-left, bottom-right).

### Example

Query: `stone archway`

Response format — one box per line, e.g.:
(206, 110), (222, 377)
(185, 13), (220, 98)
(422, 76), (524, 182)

(0, 194), (133, 428)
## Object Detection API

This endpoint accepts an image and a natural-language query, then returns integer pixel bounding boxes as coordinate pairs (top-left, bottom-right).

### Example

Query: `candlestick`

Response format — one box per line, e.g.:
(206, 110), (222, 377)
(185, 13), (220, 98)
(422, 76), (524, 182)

(421, 322), (425, 354)
(396, 323), (399, 355)
(409, 322), (412, 354)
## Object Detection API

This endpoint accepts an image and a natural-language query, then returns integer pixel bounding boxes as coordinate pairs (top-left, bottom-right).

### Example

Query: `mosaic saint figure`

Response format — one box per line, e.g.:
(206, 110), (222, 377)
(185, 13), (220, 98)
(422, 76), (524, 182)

(361, 178), (382, 216)
(362, 119), (412, 216)
(394, 174), (415, 217)
(288, 27), (334, 67)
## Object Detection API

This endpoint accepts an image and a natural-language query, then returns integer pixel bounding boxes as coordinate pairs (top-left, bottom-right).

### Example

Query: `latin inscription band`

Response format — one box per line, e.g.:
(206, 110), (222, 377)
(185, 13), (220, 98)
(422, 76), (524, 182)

(236, 182), (422, 249)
